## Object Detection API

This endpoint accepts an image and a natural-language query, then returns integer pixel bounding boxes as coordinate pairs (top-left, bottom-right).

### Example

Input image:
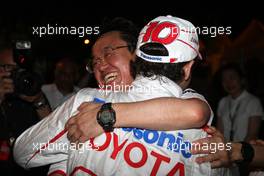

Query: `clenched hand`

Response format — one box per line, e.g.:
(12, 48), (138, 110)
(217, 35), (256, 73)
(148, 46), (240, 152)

(65, 102), (104, 144)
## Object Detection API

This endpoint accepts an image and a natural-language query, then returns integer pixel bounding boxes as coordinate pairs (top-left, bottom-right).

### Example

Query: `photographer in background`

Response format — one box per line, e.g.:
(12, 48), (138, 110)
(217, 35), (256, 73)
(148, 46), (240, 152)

(0, 43), (51, 175)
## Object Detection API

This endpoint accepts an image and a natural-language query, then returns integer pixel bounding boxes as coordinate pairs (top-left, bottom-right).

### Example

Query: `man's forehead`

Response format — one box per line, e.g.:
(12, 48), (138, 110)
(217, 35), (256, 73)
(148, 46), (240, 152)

(92, 32), (124, 53)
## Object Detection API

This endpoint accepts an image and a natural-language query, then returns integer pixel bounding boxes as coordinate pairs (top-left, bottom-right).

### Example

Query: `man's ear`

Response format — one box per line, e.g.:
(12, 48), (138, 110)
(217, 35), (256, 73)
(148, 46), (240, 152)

(183, 60), (194, 81)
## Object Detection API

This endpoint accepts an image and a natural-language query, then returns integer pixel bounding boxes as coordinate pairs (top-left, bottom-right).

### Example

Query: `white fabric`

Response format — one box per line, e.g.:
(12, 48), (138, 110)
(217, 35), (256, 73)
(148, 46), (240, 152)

(217, 90), (263, 142)
(41, 83), (80, 110)
(182, 88), (214, 125)
(48, 161), (67, 175)
(249, 171), (264, 176)
(136, 15), (201, 63)
(14, 76), (225, 176)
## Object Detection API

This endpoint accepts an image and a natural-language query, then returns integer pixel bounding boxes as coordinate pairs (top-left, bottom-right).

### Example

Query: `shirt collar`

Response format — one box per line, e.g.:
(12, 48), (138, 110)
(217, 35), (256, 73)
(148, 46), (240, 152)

(229, 90), (247, 102)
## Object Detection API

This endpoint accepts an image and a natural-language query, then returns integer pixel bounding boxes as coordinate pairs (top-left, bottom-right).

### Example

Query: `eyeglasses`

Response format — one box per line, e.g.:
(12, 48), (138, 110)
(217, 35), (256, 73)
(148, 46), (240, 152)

(86, 45), (129, 73)
(0, 64), (18, 71)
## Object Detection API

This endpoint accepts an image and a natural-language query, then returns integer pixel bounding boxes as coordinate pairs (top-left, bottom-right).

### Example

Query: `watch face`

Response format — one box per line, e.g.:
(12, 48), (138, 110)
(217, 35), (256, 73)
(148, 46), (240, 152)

(101, 111), (113, 123)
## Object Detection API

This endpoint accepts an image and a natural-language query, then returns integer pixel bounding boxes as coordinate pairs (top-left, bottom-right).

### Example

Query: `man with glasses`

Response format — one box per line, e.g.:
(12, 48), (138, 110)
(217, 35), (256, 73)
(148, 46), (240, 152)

(0, 45), (51, 175)
(0, 49), (18, 102)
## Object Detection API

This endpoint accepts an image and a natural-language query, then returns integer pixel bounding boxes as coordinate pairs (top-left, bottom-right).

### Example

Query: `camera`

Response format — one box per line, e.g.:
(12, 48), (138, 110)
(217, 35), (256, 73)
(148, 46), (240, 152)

(11, 41), (42, 96)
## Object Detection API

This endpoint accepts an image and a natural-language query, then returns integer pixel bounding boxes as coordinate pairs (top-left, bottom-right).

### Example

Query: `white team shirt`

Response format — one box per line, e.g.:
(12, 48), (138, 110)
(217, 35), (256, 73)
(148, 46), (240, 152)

(217, 90), (263, 141)
(42, 83), (80, 110)
(14, 76), (226, 176)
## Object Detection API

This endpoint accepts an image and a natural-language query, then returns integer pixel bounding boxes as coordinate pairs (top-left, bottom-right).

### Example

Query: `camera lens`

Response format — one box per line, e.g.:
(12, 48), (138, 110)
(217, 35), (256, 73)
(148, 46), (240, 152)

(12, 69), (41, 96)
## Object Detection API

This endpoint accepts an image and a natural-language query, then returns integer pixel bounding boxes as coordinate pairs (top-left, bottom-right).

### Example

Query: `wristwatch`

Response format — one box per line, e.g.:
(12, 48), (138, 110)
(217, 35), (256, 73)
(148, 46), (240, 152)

(96, 103), (116, 132)
(33, 96), (48, 109)
(235, 142), (255, 165)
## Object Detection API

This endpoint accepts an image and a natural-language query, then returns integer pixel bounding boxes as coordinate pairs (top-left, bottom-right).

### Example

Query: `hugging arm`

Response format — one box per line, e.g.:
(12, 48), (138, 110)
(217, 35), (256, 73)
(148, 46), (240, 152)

(13, 95), (77, 169)
(66, 91), (211, 143)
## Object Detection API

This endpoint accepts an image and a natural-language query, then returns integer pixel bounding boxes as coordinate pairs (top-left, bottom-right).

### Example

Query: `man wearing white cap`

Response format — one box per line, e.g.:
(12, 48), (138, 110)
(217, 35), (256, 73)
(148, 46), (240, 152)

(14, 16), (227, 175)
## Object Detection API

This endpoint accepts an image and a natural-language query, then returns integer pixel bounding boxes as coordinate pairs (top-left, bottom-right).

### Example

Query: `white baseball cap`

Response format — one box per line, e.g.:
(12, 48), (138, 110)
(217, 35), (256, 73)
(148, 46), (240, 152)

(136, 15), (202, 63)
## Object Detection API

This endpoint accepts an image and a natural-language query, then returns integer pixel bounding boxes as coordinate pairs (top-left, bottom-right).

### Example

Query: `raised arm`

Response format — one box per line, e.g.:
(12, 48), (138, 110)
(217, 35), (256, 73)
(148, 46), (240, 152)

(114, 97), (209, 130)
(66, 93), (211, 143)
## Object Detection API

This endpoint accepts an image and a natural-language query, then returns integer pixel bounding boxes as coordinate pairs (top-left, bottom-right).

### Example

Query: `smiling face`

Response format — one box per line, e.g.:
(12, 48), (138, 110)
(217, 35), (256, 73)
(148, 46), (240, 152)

(92, 31), (135, 88)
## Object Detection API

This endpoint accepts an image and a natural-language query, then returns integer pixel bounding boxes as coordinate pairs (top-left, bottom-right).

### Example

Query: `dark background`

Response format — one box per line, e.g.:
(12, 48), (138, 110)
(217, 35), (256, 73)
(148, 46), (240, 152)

(1, 3), (264, 124)
(0, 4), (263, 176)
(1, 3), (263, 61)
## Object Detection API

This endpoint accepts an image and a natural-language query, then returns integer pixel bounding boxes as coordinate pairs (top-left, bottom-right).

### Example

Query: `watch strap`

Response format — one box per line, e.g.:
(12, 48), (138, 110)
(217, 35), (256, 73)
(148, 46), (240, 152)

(101, 103), (112, 110)
(103, 124), (114, 132)
(236, 141), (255, 165)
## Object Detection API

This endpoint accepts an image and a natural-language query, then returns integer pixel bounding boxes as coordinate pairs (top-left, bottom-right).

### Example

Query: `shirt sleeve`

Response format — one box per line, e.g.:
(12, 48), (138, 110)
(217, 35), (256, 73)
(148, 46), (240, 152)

(181, 89), (206, 101)
(247, 97), (264, 119)
(181, 89), (214, 125)
(13, 94), (77, 169)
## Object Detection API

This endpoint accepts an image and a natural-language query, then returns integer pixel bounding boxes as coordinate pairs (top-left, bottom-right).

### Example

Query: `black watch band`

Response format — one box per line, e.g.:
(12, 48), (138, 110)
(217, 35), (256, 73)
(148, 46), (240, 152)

(103, 123), (114, 132)
(236, 141), (255, 165)
(101, 103), (112, 110)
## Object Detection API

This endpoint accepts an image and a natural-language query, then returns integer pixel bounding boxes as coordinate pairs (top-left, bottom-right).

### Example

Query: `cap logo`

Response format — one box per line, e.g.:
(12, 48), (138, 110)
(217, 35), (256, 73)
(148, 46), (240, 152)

(142, 21), (179, 45)
(170, 58), (177, 63)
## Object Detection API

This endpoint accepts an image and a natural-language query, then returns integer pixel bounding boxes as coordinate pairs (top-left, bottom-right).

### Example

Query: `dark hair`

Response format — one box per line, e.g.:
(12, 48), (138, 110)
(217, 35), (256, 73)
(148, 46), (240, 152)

(99, 17), (139, 53)
(220, 63), (245, 79)
(131, 43), (189, 83)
